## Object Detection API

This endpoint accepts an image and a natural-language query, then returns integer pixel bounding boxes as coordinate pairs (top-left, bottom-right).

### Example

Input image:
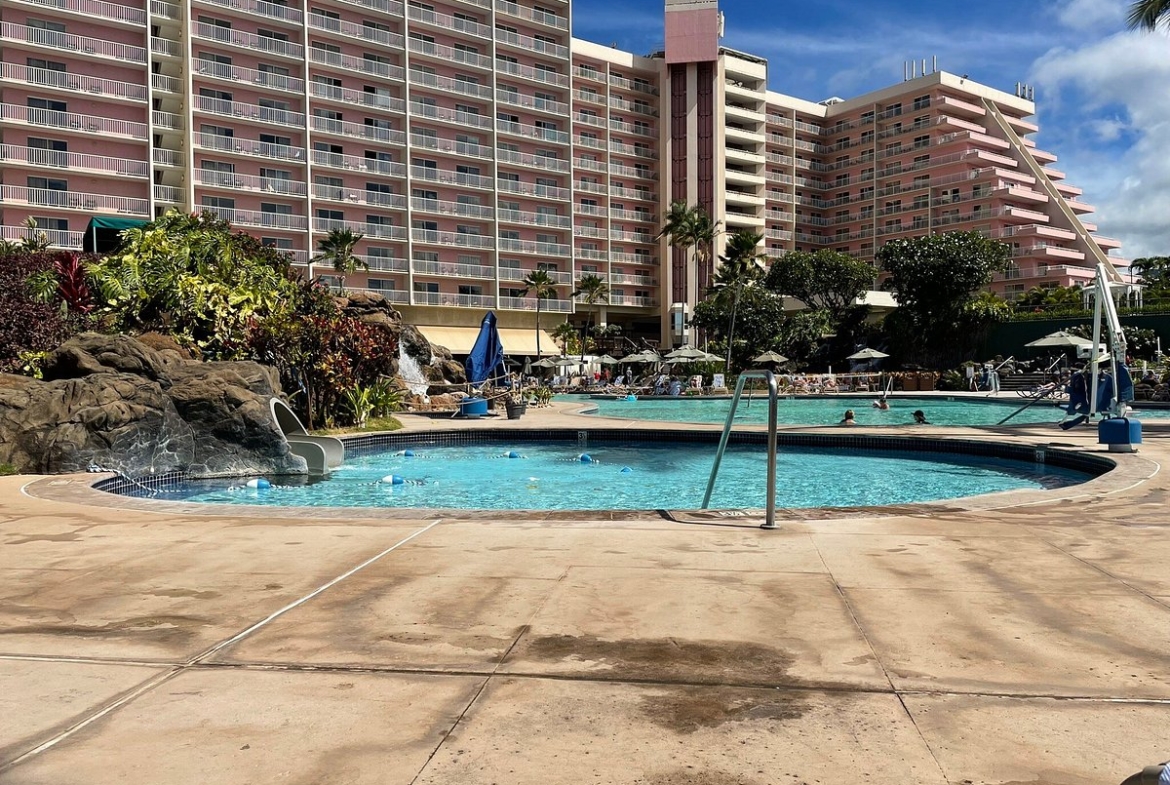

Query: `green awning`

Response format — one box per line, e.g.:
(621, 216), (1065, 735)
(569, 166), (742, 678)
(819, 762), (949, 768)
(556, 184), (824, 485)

(82, 217), (149, 253)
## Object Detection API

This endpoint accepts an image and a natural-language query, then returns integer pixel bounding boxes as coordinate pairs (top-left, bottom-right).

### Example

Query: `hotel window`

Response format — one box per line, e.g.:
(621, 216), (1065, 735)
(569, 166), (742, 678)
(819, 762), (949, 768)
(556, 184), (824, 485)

(913, 134), (930, 149)
(28, 18), (67, 32)
(201, 195), (234, 209)
(32, 217), (69, 231)
(912, 95), (931, 111)
(368, 278), (396, 292)
(458, 284), (482, 296)
(885, 103), (902, 117)
(315, 176), (343, 199)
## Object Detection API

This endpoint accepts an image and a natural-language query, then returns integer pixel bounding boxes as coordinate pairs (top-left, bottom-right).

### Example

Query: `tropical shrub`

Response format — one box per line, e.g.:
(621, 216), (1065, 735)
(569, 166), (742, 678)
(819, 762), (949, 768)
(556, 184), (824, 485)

(0, 250), (93, 375)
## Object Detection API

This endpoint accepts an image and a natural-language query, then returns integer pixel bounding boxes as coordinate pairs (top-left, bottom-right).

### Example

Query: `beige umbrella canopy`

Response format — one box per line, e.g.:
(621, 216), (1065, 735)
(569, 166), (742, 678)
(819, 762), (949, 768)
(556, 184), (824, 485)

(623, 351), (662, 363)
(531, 358), (557, 369)
(1024, 331), (1093, 349)
(664, 346), (718, 361)
(596, 354), (621, 365)
(846, 348), (890, 360)
(752, 350), (789, 364)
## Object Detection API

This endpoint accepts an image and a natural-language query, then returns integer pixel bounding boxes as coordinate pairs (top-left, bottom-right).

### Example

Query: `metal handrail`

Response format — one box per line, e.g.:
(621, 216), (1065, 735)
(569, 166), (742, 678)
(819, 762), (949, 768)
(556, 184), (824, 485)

(702, 371), (779, 529)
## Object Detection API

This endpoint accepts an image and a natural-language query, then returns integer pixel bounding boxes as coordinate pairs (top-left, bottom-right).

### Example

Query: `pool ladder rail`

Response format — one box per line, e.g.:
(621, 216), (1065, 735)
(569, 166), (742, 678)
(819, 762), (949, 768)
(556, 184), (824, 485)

(702, 370), (780, 529)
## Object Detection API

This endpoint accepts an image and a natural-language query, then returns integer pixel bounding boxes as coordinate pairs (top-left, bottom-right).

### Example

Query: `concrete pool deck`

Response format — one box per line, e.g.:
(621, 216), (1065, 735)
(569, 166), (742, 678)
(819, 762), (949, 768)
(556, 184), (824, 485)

(2, 403), (1169, 784)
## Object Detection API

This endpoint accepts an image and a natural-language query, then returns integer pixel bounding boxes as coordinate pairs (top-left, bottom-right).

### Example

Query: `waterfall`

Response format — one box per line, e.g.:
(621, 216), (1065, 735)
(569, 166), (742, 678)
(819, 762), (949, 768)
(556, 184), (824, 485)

(398, 343), (431, 397)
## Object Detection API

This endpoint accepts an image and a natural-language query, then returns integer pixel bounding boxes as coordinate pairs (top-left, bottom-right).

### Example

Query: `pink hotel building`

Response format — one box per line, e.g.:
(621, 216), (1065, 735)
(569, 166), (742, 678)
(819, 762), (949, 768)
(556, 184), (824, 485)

(0, 0), (1124, 349)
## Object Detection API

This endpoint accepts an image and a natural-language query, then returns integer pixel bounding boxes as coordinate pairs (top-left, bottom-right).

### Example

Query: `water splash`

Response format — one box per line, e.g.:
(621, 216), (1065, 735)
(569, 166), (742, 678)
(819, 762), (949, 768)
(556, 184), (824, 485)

(398, 342), (431, 397)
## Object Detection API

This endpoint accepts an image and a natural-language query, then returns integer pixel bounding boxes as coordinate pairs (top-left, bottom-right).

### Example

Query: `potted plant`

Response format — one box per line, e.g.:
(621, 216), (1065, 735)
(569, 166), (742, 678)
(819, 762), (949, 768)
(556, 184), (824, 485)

(503, 387), (528, 420)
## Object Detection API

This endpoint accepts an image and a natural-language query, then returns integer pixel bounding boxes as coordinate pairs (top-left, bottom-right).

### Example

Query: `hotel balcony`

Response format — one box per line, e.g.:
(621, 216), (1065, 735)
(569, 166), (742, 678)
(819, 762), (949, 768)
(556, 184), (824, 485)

(497, 58), (569, 88)
(362, 254), (409, 272)
(7, 0), (146, 25)
(609, 208), (654, 223)
(609, 96), (657, 117)
(314, 150), (405, 178)
(574, 225), (606, 239)
(609, 229), (654, 244)
(0, 144), (149, 179)
(412, 259), (496, 280)
(407, 5), (492, 38)
(195, 169), (307, 196)
(413, 102), (494, 131)
(407, 37), (491, 70)
(608, 295), (656, 307)
(415, 292), (497, 308)
(1096, 235), (1123, 250)
(410, 134), (494, 161)
(310, 13), (405, 50)
(497, 179), (571, 201)
(312, 116), (406, 146)
(494, 28), (568, 59)
(609, 118), (654, 137)
(0, 224), (84, 249)
(1, 185), (149, 216)
(573, 89), (607, 106)
(193, 23), (304, 60)
(571, 157), (604, 173)
(412, 166), (494, 190)
(1012, 244), (1086, 261)
(496, 147), (568, 173)
(573, 66), (604, 83)
(575, 247), (607, 262)
(154, 184), (182, 204)
(153, 110), (183, 132)
(495, 0), (568, 30)
(196, 133), (306, 163)
(609, 162), (655, 180)
(724, 104), (765, 125)
(573, 203), (604, 217)
(411, 228), (495, 250)
(497, 90), (570, 117)
(726, 168), (766, 188)
(151, 72), (181, 96)
(151, 0), (182, 20)
(314, 186), (407, 210)
(498, 295), (572, 313)
(0, 62), (146, 102)
(1003, 113), (1039, 134)
(411, 197), (494, 221)
(0, 21), (147, 65)
(191, 0), (304, 26)
(498, 266), (571, 284)
(608, 73), (657, 96)
(0, 103), (148, 141)
(498, 120), (569, 146)
(194, 59), (304, 94)
(610, 252), (656, 265)
(349, 287), (409, 303)
(1065, 199), (1094, 214)
(329, 0), (403, 18)
(575, 180), (606, 195)
(608, 185), (655, 201)
(497, 237), (571, 256)
(153, 148), (182, 167)
(201, 206), (307, 230)
(315, 84), (406, 114)
(314, 218), (406, 240)
(498, 208), (571, 229)
(609, 273), (657, 286)
(609, 140), (655, 159)
(725, 147), (766, 166)
(194, 95), (305, 128)
(409, 69), (491, 99)
(311, 49), (405, 83)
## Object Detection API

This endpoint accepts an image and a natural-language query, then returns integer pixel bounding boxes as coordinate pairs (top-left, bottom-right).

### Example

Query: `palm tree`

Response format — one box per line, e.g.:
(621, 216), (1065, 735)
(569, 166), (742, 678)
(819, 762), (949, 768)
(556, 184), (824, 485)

(573, 272), (609, 360)
(519, 268), (557, 358)
(691, 208), (723, 294)
(1128, 0), (1170, 29)
(312, 228), (366, 289)
(656, 200), (697, 292)
(711, 229), (766, 373)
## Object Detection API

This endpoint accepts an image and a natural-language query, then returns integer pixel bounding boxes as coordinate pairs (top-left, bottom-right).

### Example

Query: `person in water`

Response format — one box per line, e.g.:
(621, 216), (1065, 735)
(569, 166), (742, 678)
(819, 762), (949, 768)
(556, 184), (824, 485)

(873, 397), (890, 410)
(912, 410), (930, 425)
(840, 409), (857, 425)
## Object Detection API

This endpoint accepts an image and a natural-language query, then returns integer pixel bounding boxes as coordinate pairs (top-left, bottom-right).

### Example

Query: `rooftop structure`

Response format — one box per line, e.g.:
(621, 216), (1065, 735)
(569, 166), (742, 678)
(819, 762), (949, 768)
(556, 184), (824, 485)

(0, 0), (1123, 347)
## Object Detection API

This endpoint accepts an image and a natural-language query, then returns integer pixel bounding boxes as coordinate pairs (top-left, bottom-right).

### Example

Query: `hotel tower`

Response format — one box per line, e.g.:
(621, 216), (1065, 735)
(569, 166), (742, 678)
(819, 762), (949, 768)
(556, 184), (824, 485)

(0, 0), (1123, 350)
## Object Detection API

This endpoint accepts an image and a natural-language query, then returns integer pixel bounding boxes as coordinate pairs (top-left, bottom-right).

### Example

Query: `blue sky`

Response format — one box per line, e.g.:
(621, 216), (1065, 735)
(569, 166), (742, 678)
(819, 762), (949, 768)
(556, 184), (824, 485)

(572, 0), (1170, 259)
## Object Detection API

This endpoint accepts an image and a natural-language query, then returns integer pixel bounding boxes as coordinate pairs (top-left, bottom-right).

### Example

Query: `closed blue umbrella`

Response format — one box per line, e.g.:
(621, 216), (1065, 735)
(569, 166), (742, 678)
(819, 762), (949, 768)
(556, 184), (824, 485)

(464, 311), (505, 385)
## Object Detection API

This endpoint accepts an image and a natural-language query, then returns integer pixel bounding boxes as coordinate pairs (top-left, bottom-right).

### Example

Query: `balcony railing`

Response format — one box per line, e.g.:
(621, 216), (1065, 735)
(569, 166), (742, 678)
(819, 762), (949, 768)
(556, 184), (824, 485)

(411, 101), (492, 129)
(10, 0), (146, 24)
(195, 133), (306, 162)
(0, 102), (148, 140)
(497, 208), (571, 228)
(411, 165), (493, 189)
(411, 197), (494, 220)
(497, 148), (569, 173)
(495, 0), (567, 29)
(496, 119), (569, 145)
(0, 185), (149, 215)
(407, 37), (491, 69)
(309, 12), (405, 49)
(496, 179), (571, 201)
(610, 252), (656, 265)
(152, 110), (183, 131)
(312, 83), (405, 114)
(203, 206), (308, 230)
(407, 5), (491, 37)
(498, 295), (572, 312)
(0, 143), (150, 178)
(412, 260), (496, 279)
(411, 229), (495, 249)
(609, 118), (654, 137)
(609, 73), (658, 96)
(331, 0), (402, 18)
(494, 27), (567, 58)
(153, 148), (183, 166)
(154, 184), (182, 202)
(610, 140), (656, 160)
(313, 150), (405, 177)
(497, 89), (568, 116)
(409, 134), (493, 160)
(0, 21), (147, 63)
(362, 254), (408, 272)
(413, 291), (496, 308)
(409, 69), (492, 99)
(311, 48), (404, 82)
(313, 218), (406, 240)
(497, 237), (570, 256)
(195, 169), (307, 195)
(608, 295), (656, 307)
(194, 95), (305, 127)
(151, 72), (181, 94)
(495, 58), (568, 88)
(193, 0), (303, 23)
(151, 0), (181, 18)
(194, 21), (304, 58)
(313, 184), (407, 209)
(608, 185), (655, 201)
(193, 58), (304, 93)
(497, 266), (571, 284)
(0, 62), (146, 102)
(312, 116), (406, 146)
(609, 96), (657, 117)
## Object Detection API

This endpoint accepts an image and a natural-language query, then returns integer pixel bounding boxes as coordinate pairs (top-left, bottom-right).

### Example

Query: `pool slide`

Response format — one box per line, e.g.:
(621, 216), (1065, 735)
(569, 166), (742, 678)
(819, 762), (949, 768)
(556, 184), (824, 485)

(270, 399), (345, 475)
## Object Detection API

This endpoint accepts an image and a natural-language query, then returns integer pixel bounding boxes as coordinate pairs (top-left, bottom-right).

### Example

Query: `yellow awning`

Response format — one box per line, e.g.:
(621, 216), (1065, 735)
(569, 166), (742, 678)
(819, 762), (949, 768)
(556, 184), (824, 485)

(416, 326), (560, 357)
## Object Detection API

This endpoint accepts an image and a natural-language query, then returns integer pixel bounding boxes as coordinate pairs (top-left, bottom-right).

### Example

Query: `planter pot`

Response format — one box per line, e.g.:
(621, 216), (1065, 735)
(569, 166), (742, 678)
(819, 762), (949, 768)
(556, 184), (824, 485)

(504, 400), (527, 420)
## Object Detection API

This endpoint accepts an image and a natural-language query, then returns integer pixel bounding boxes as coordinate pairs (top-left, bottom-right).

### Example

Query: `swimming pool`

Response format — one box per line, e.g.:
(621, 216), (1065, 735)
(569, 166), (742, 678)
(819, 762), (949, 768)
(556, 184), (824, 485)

(585, 396), (1168, 427)
(108, 437), (1095, 511)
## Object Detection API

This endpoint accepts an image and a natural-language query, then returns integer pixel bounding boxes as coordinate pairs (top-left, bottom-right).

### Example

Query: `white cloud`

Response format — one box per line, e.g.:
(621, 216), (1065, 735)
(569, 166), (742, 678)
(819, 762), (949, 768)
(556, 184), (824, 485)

(1031, 31), (1170, 257)
(1055, 0), (1126, 30)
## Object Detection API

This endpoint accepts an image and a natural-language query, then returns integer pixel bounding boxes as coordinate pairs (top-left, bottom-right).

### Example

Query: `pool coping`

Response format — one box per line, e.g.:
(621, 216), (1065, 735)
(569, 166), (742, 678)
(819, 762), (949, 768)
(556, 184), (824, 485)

(24, 425), (1157, 524)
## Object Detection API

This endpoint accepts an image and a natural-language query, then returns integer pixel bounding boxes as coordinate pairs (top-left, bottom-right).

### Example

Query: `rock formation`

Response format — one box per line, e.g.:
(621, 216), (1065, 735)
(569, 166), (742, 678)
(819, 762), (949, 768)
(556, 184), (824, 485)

(0, 333), (306, 477)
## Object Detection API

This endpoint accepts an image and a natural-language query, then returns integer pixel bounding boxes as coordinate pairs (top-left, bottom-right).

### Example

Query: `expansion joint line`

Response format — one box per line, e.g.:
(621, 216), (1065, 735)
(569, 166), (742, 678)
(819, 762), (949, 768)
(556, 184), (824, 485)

(0, 519), (444, 773)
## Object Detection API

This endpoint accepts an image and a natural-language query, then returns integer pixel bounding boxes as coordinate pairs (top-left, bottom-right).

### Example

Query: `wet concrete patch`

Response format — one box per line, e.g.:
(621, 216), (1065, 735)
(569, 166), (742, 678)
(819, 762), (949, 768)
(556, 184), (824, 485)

(638, 685), (808, 733)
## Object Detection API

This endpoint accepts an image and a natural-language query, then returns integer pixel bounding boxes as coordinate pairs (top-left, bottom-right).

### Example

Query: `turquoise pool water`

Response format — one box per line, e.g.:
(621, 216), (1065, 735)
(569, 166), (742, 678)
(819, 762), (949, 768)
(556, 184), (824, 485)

(130, 441), (1092, 511)
(584, 396), (1168, 427)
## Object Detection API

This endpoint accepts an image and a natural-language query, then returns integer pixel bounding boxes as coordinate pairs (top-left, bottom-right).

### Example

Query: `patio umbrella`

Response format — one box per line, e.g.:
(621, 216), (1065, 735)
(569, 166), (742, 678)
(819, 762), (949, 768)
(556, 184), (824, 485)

(522, 356), (532, 375)
(531, 358), (557, 369)
(554, 357), (578, 367)
(752, 350), (790, 364)
(623, 351), (661, 364)
(596, 354), (620, 365)
(846, 347), (890, 361)
(665, 346), (715, 361)
(1024, 331), (1093, 349)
